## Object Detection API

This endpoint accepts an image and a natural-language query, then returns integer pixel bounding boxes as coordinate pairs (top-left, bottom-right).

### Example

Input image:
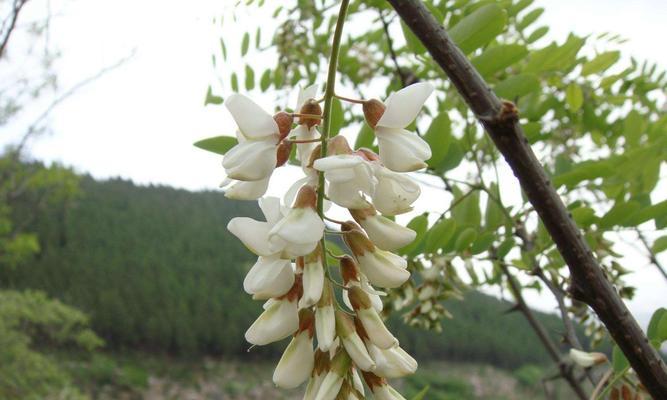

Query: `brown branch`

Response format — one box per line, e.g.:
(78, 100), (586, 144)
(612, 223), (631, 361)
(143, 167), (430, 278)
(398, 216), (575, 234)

(0, 0), (29, 59)
(498, 260), (589, 400)
(637, 231), (667, 283)
(387, 1), (667, 397)
(379, 10), (408, 87)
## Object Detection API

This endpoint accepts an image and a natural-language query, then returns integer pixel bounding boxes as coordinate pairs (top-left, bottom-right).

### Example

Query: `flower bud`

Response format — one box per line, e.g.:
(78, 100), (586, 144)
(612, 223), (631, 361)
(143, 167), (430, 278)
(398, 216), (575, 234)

(300, 247), (324, 308)
(276, 140), (293, 167)
(362, 372), (406, 400)
(300, 99), (323, 128)
(344, 229), (409, 289)
(367, 343), (417, 379)
(350, 206), (416, 251)
(349, 287), (397, 349)
(316, 283), (336, 352)
(269, 186), (324, 257)
(314, 351), (351, 400)
(245, 296), (299, 345)
(354, 148), (380, 162)
(273, 328), (315, 388)
(335, 310), (376, 371)
(243, 256), (294, 299)
(363, 99), (386, 128)
(274, 111), (294, 140)
(327, 135), (354, 156)
(340, 255), (361, 285)
(569, 348), (607, 368)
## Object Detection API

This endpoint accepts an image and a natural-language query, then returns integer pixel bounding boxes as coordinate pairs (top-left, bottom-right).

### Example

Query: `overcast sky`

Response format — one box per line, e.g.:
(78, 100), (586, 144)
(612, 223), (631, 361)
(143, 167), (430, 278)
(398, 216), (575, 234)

(3, 0), (666, 327)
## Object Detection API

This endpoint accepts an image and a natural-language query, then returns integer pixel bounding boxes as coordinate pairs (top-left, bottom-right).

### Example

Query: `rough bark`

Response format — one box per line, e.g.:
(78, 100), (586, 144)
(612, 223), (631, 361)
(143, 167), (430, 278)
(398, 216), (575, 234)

(386, 1), (667, 398)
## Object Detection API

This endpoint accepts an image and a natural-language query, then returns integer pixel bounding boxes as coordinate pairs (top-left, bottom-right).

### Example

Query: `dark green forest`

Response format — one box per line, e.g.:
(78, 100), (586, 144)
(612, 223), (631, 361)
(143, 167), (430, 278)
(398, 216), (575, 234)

(2, 175), (571, 368)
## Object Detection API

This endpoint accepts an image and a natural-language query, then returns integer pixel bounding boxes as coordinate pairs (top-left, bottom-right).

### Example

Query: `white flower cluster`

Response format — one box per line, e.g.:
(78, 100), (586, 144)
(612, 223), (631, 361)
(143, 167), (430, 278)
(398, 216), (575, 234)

(223, 82), (434, 399)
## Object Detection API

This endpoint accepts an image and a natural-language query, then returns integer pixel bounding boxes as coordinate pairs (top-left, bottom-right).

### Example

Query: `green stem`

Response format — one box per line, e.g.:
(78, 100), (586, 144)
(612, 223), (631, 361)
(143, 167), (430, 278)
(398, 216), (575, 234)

(318, 0), (350, 277)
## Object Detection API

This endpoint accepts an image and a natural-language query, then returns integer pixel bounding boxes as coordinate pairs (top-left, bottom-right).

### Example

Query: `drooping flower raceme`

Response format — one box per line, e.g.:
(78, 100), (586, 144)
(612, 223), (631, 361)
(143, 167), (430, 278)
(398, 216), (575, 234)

(209, 82), (432, 398)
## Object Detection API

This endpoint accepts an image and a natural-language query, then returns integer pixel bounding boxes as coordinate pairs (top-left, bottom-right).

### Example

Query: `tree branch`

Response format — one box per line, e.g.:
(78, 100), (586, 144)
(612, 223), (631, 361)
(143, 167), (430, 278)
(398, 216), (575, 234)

(0, 0), (29, 59)
(637, 230), (667, 283)
(387, 1), (667, 397)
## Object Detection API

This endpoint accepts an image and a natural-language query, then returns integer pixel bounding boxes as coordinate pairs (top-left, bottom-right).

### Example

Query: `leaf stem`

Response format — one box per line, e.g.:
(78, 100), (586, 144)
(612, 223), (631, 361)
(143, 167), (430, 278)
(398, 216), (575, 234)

(318, 0), (350, 278)
(334, 93), (365, 104)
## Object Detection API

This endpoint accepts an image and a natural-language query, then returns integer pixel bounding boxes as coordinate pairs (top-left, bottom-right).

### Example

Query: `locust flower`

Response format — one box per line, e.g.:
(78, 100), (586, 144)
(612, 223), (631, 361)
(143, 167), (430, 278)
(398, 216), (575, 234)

(293, 84), (322, 167)
(245, 295), (299, 346)
(299, 248), (324, 308)
(304, 350), (331, 400)
(273, 310), (315, 388)
(314, 350), (351, 400)
(350, 204), (416, 250)
(335, 310), (375, 371)
(363, 82), (433, 172)
(223, 94), (293, 181)
(268, 185), (325, 258)
(228, 197), (284, 257)
(315, 282), (337, 352)
(569, 348), (607, 368)
(362, 372), (406, 400)
(371, 164), (421, 216)
(244, 255), (294, 299)
(348, 286), (397, 349)
(221, 176), (271, 200)
(367, 344), (417, 379)
(313, 136), (376, 209)
(340, 256), (383, 313)
(344, 228), (409, 289)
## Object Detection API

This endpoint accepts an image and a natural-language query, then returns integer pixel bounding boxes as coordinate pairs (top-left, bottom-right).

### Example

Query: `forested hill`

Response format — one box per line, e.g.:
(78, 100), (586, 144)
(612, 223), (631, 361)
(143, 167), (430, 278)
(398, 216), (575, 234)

(2, 176), (567, 368)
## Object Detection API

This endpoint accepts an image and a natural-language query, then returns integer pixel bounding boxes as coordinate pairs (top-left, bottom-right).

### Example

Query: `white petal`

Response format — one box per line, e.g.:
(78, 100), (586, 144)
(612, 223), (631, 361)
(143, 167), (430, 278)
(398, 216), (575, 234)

(259, 197), (283, 226)
(356, 250), (409, 289)
(304, 373), (325, 400)
(223, 139), (277, 181)
(359, 215), (416, 251)
(342, 333), (376, 371)
(225, 93), (279, 139)
(375, 127), (431, 172)
(223, 177), (270, 200)
(293, 125), (321, 167)
(297, 84), (319, 111)
(245, 299), (298, 345)
(372, 384), (406, 400)
(273, 331), (315, 388)
(313, 371), (344, 400)
(376, 82), (434, 129)
(357, 308), (397, 349)
(316, 305), (336, 352)
(227, 217), (273, 256)
(269, 208), (324, 257)
(314, 155), (364, 173)
(300, 259), (324, 308)
(351, 368), (364, 397)
(244, 256), (294, 299)
(372, 167), (421, 216)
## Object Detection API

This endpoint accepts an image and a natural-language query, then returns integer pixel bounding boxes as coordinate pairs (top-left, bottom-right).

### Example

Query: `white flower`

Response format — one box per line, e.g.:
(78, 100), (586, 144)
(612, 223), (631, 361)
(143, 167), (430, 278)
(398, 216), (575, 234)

(314, 351), (351, 400)
(314, 154), (376, 209)
(299, 251), (324, 308)
(245, 297), (299, 345)
(223, 94), (287, 181)
(268, 186), (324, 258)
(371, 164), (421, 216)
(367, 343), (417, 379)
(349, 287), (397, 349)
(342, 277), (384, 314)
(303, 373), (325, 400)
(350, 206), (416, 250)
(315, 283), (336, 351)
(221, 176), (271, 200)
(366, 82), (434, 172)
(569, 348), (607, 368)
(351, 368), (365, 398)
(335, 310), (375, 372)
(227, 197), (284, 257)
(371, 383), (407, 400)
(273, 330), (315, 388)
(344, 229), (409, 289)
(244, 256), (294, 299)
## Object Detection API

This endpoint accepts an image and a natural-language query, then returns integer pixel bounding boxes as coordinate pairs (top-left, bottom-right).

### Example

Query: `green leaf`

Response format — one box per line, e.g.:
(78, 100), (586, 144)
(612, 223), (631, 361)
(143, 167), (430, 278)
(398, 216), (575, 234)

(627, 199), (667, 226)
(449, 4), (507, 54)
(646, 308), (667, 343)
(565, 83), (584, 112)
(244, 65), (255, 91)
(485, 185), (505, 229)
(552, 159), (614, 188)
(325, 240), (345, 266)
(623, 110), (644, 146)
(230, 73), (239, 92)
(220, 39), (227, 60)
(652, 236), (667, 254)
(455, 227), (477, 252)
(581, 51), (620, 76)
(516, 8), (544, 31)
(494, 74), (540, 99)
(612, 345), (629, 373)
(571, 206), (597, 227)
(437, 139), (464, 172)
(471, 44), (528, 79)
(410, 386), (430, 400)
(508, 0), (534, 17)
(241, 32), (250, 56)
(330, 98), (344, 136)
(355, 124), (376, 150)
(204, 86), (223, 106)
(401, 20), (426, 55)
(399, 214), (429, 257)
(193, 136), (238, 155)
(497, 237), (515, 258)
(525, 34), (585, 74)
(273, 68), (285, 88)
(526, 26), (549, 43)
(260, 69), (272, 91)
(598, 201), (641, 230)
(424, 218), (457, 254)
(255, 27), (261, 48)
(423, 112), (452, 169)
(471, 232), (495, 255)
(453, 190), (481, 228)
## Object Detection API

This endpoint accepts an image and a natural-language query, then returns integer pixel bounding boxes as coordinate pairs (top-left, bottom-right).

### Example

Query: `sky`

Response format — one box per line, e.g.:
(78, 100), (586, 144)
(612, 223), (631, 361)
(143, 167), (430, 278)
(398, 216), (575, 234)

(3, 0), (666, 327)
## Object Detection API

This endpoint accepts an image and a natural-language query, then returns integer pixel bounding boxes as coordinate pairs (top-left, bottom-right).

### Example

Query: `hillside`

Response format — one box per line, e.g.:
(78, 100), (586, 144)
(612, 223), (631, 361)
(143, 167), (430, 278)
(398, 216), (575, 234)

(1, 176), (570, 368)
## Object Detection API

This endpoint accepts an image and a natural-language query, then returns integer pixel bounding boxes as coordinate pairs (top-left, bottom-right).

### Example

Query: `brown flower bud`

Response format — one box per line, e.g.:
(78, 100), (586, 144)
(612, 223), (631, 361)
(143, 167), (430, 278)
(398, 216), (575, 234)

(313, 349), (332, 375)
(349, 204), (377, 223)
(362, 99), (385, 128)
(355, 147), (381, 162)
(335, 309), (356, 338)
(273, 111), (293, 139)
(348, 286), (372, 310)
(297, 308), (315, 337)
(360, 371), (386, 390)
(279, 273), (303, 302)
(276, 141), (293, 167)
(354, 316), (370, 341)
(340, 255), (360, 284)
(327, 135), (353, 156)
(293, 185), (318, 209)
(343, 228), (375, 257)
(299, 99), (322, 128)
